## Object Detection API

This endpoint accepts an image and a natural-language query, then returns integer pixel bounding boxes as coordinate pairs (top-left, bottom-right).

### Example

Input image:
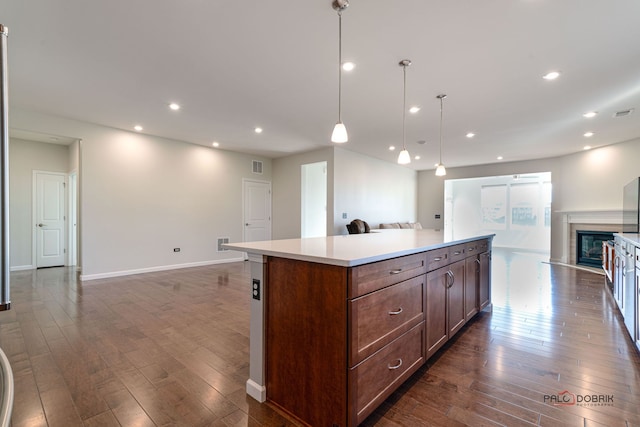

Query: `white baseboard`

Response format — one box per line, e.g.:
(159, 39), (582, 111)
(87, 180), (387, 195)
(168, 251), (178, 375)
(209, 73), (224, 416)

(246, 379), (267, 403)
(79, 257), (245, 281)
(10, 265), (34, 272)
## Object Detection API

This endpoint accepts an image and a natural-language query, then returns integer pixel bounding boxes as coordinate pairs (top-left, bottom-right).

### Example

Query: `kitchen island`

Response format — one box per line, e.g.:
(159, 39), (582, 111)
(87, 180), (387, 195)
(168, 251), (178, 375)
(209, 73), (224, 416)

(225, 229), (494, 427)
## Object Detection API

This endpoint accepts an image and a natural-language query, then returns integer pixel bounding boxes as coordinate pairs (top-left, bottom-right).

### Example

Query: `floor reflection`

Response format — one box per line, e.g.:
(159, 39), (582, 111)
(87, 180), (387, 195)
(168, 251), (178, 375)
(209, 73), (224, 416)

(491, 247), (552, 313)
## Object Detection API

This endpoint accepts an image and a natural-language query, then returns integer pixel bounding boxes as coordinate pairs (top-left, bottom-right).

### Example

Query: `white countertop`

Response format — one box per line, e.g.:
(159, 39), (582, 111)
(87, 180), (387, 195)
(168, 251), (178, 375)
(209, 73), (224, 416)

(614, 233), (640, 246)
(224, 229), (494, 267)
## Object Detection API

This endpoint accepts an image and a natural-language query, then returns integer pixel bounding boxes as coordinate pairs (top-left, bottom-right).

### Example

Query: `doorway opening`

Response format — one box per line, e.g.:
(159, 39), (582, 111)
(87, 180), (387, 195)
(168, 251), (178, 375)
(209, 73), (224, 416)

(301, 161), (327, 238)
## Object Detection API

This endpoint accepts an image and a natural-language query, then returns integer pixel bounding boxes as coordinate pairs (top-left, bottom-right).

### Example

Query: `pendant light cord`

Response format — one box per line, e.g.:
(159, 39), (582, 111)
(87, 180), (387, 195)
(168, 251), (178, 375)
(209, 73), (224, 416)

(402, 63), (407, 150)
(439, 96), (443, 164)
(337, 10), (342, 122)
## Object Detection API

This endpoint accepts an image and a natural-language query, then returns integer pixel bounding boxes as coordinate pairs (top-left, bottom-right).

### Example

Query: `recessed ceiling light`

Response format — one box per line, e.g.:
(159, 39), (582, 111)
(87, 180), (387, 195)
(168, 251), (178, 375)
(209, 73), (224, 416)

(583, 111), (597, 118)
(583, 145), (592, 150)
(212, 141), (220, 147)
(388, 145), (396, 151)
(169, 103), (181, 111)
(497, 156), (503, 160)
(466, 132), (475, 138)
(543, 71), (560, 80)
(254, 127), (263, 134)
(414, 155), (421, 160)
(134, 125), (143, 132)
(409, 106), (421, 114)
(342, 62), (355, 71)
(583, 131), (594, 137)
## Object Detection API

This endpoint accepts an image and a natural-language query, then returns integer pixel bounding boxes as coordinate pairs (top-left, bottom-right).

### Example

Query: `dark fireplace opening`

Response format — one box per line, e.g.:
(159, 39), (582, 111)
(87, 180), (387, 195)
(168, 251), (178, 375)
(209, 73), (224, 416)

(576, 230), (615, 267)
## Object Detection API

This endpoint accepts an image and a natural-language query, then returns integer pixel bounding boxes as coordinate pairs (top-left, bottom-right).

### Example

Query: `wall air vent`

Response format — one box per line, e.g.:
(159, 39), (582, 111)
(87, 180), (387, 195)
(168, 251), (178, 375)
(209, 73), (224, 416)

(614, 108), (634, 118)
(217, 237), (230, 252)
(252, 160), (263, 174)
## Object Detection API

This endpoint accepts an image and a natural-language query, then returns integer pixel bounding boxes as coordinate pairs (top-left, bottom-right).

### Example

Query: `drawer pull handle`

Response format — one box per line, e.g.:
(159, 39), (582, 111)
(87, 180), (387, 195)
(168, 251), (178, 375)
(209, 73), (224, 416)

(433, 257), (442, 261)
(453, 251), (462, 255)
(388, 359), (403, 370)
(388, 308), (403, 315)
(389, 269), (403, 275)
(468, 247), (475, 252)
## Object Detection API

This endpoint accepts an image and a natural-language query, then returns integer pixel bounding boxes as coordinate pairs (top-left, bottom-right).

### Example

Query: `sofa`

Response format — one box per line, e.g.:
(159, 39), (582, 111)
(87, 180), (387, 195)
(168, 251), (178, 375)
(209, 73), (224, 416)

(379, 222), (423, 230)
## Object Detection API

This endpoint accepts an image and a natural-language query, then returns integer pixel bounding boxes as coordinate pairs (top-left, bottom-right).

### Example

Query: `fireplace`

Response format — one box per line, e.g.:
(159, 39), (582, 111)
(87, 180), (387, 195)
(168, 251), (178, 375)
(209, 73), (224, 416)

(576, 230), (615, 267)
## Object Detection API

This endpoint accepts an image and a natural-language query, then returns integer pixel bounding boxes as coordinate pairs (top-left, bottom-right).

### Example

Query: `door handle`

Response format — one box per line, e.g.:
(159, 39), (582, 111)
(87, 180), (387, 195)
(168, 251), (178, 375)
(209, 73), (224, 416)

(245, 223), (250, 226)
(37, 223), (45, 227)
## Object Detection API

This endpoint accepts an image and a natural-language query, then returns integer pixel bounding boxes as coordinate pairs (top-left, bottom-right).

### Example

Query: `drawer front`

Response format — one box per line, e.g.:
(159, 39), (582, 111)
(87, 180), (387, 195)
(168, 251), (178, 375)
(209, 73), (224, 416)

(348, 252), (426, 298)
(465, 241), (479, 257)
(349, 322), (425, 426)
(425, 247), (450, 272)
(349, 275), (425, 366)
(477, 238), (489, 253)
(448, 243), (466, 263)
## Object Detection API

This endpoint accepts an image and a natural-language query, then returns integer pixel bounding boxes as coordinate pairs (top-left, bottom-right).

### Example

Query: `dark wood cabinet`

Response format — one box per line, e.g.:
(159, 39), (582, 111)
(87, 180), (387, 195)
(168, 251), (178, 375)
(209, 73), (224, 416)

(426, 265), (448, 358)
(447, 260), (466, 337)
(265, 238), (492, 427)
(464, 257), (479, 321)
(426, 259), (466, 358)
(479, 251), (491, 310)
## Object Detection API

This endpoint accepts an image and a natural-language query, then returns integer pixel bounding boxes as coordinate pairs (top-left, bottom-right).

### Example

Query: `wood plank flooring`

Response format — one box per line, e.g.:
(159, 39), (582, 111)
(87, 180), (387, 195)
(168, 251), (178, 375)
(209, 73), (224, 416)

(1, 249), (639, 426)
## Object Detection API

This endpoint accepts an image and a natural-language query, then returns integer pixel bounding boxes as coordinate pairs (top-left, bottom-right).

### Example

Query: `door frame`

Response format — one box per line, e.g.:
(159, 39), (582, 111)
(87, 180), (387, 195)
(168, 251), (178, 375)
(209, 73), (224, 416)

(242, 178), (272, 245)
(32, 170), (68, 268)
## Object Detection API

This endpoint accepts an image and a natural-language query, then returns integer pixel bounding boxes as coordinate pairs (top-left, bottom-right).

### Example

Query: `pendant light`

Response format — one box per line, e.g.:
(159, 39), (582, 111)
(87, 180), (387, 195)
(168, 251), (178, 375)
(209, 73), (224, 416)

(331, 0), (349, 143)
(397, 59), (412, 165)
(435, 94), (447, 176)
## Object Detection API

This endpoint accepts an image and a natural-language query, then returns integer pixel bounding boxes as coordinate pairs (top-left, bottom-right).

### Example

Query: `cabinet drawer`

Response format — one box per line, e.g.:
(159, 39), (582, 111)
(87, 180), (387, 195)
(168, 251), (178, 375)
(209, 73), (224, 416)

(348, 252), (426, 298)
(349, 322), (425, 426)
(477, 238), (490, 253)
(349, 275), (424, 366)
(448, 243), (466, 263)
(425, 247), (450, 272)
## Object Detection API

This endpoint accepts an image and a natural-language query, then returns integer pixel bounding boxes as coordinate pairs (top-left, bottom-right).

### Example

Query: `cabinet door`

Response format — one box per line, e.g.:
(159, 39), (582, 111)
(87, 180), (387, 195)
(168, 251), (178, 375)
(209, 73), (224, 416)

(426, 265), (448, 358)
(447, 260), (466, 337)
(464, 257), (479, 321)
(479, 251), (491, 310)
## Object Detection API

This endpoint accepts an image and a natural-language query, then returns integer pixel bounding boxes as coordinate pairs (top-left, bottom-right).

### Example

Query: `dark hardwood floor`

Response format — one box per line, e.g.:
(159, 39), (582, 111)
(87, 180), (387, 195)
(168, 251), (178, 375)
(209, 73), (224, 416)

(1, 249), (639, 426)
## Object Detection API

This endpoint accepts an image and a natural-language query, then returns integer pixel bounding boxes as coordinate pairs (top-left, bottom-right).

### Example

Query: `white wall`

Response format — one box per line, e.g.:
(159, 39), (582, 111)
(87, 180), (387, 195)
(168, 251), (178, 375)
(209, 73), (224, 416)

(333, 147), (417, 235)
(9, 138), (70, 269)
(11, 109), (272, 279)
(418, 137), (640, 262)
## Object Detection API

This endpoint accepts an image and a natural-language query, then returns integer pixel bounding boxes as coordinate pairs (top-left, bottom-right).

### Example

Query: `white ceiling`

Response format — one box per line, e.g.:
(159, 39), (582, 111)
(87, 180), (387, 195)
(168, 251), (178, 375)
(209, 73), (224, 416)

(3, 0), (640, 170)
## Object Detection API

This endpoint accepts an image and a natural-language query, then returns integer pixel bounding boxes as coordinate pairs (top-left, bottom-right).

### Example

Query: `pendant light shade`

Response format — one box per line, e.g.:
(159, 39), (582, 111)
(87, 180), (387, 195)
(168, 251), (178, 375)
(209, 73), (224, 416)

(397, 59), (412, 164)
(331, 122), (348, 143)
(435, 94), (447, 176)
(331, 0), (349, 143)
(398, 149), (411, 165)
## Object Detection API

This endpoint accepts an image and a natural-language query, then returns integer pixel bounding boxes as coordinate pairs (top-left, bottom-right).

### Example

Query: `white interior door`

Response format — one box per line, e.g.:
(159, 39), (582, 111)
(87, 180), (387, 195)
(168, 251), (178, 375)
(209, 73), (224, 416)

(35, 172), (66, 268)
(243, 180), (271, 243)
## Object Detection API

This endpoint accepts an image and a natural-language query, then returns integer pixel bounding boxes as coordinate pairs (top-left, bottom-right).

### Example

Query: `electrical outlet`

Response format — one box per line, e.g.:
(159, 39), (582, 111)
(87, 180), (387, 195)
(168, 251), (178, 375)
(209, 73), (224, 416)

(173, 248), (181, 252)
(252, 279), (261, 300)
(435, 214), (441, 219)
